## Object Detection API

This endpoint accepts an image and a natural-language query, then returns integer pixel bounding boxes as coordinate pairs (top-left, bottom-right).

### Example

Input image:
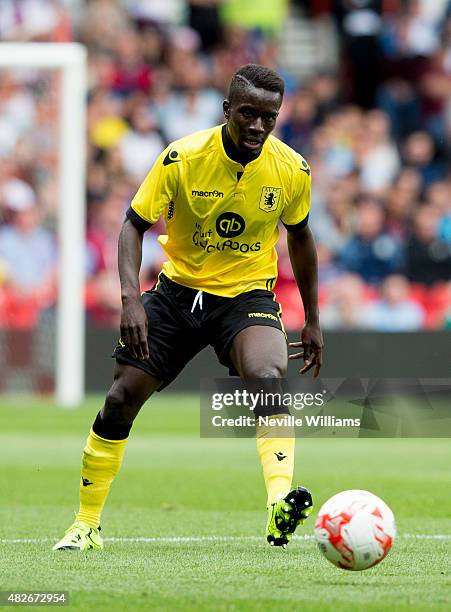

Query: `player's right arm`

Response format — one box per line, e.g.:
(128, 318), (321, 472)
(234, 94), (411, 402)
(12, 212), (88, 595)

(118, 218), (149, 360)
(118, 145), (181, 360)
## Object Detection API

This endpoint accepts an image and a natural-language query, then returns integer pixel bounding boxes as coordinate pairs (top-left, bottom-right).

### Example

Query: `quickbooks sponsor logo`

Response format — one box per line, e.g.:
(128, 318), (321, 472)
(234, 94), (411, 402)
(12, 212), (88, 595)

(192, 217), (259, 253)
(192, 231), (261, 253)
(216, 212), (245, 238)
(192, 189), (224, 198)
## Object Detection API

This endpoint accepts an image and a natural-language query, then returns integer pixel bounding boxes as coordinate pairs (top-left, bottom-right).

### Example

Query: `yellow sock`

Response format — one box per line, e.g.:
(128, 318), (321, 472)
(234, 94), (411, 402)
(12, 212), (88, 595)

(256, 414), (295, 507)
(75, 429), (128, 528)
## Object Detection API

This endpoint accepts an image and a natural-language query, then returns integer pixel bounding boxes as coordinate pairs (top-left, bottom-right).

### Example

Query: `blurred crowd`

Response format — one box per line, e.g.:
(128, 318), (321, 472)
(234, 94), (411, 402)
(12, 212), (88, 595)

(0, 0), (450, 331)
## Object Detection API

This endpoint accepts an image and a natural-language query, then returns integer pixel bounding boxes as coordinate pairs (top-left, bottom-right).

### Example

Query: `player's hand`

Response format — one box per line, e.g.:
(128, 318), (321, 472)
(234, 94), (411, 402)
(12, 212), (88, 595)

(120, 297), (149, 361)
(288, 322), (323, 378)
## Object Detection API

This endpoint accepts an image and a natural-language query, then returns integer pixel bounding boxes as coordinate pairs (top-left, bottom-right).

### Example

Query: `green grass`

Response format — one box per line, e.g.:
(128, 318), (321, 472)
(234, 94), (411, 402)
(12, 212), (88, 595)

(0, 394), (450, 611)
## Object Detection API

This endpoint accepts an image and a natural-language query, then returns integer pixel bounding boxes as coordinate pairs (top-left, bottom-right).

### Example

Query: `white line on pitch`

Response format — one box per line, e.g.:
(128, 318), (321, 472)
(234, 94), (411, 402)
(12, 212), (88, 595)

(1, 534), (451, 544)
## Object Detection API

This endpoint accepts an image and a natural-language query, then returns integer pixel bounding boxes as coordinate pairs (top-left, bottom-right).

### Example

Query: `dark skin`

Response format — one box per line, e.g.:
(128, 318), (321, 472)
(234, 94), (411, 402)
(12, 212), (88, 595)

(118, 219), (150, 362)
(286, 224), (323, 378)
(98, 83), (323, 434)
(224, 84), (323, 379)
(223, 87), (280, 159)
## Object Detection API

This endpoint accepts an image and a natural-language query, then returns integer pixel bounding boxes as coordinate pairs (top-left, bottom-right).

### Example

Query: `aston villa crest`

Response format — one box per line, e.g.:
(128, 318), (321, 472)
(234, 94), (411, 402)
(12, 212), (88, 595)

(259, 186), (281, 213)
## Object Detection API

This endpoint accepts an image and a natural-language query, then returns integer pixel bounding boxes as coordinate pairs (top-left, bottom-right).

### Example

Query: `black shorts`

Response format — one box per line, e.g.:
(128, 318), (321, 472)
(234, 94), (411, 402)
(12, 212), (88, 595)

(113, 273), (285, 390)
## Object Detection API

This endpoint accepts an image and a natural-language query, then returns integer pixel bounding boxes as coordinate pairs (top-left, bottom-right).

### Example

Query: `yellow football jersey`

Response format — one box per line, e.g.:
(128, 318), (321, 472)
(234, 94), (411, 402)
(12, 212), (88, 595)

(131, 125), (311, 297)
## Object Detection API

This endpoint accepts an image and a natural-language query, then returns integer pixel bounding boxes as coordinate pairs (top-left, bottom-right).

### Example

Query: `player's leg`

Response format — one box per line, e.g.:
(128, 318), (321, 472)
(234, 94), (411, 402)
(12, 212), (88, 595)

(230, 326), (294, 505)
(54, 275), (207, 550)
(53, 364), (160, 551)
(76, 364), (160, 525)
(230, 326), (313, 547)
(230, 324), (287, 378)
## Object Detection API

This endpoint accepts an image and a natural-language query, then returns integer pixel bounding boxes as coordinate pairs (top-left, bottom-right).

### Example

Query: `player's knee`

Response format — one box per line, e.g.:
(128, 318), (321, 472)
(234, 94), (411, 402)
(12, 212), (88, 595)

(244, 363), (287, 379)
(103, 382), (142, 426)
(248, 365), (289, 418)
(93, 383), (143, 440)
(103, 387), (126, 422)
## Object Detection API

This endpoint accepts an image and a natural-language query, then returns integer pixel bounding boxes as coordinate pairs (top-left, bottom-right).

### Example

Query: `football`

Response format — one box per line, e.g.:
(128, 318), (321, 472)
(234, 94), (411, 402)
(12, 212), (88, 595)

(314, 490), (396, 571)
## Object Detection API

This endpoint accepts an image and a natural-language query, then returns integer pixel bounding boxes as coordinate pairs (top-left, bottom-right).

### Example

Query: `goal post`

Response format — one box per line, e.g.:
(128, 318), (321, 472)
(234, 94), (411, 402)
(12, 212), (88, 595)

(0, 43), (87, 407)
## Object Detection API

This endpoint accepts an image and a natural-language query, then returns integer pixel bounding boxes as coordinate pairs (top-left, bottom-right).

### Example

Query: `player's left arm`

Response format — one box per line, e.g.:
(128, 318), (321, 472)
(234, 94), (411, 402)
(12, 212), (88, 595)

(286, 223), (323, 378)
(281, 160), (323, 378)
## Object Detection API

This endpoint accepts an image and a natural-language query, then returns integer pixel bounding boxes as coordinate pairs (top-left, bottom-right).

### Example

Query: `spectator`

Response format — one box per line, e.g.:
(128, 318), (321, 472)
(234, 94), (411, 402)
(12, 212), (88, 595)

(376, 78), (421, 140)
(316, 109), (359, 179)
(80, 0), (131, 54)
(0, 0), (60, 41)
(339, 196), (402, 283)
(317, 243), (342, 284)
(88, 91), (129, 151)
(309, 72), (342, 122)
(123, 0), (183, 28)
(188, 0), (224, 51)
(118, 105), (165, 181)
(331, 0), (384, 108)
(311, 177), (356, 255)
(402, 131), (447, 187)
(425, 180), (451, 243)
(279, 89), (318, 156)
(357, 110), (400, 194)
(0, 73), (35, 156)
(390, 0), (440, 59)
(404, 206), (451, 285)
(110, 29), (154, 96)
(86, 188), (127, 325)
(365, 275), (425, 330)
(385, 168), (421, 239)
(0, 179), (56, 297)
(321, 274), (369, 330)
(153, 53), (223, 142)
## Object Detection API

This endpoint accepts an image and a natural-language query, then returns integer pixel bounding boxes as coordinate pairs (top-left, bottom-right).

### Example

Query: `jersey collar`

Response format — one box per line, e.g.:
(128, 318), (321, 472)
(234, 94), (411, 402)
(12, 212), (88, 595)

(217, 124), (265, 170)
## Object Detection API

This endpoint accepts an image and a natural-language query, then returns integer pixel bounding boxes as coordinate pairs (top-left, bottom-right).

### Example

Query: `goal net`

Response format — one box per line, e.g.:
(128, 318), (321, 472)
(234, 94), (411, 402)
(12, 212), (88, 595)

(0, 43), (87, 406)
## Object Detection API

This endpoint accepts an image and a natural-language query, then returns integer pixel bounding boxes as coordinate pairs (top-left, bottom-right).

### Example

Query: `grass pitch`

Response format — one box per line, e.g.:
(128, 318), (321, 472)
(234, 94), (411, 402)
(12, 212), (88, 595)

(0, 394), (450, 611)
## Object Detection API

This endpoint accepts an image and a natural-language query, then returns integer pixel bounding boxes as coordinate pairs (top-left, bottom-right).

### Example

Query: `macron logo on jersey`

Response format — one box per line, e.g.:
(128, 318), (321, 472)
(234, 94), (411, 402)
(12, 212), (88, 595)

(247, 312), (278, 321)
(192, 189), (224, 198)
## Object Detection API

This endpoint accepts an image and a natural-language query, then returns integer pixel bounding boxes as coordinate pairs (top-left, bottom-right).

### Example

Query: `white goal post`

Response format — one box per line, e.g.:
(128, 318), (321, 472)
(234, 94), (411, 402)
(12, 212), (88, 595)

(0, 43), (87, 407)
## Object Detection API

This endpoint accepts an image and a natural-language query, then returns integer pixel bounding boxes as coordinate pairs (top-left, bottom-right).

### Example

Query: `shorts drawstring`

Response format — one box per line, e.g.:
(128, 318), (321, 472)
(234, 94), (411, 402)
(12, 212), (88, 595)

(190, 290), (203, 313)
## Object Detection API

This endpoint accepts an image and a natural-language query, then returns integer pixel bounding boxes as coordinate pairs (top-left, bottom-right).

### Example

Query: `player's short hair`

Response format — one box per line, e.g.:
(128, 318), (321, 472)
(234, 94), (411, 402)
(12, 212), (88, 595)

(228, 64), (284, 103)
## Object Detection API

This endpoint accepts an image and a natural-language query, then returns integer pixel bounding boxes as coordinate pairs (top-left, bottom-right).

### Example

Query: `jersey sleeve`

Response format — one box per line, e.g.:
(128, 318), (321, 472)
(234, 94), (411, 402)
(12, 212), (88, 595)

(130, 145), (182, 224)
(280, 162), (311, 226)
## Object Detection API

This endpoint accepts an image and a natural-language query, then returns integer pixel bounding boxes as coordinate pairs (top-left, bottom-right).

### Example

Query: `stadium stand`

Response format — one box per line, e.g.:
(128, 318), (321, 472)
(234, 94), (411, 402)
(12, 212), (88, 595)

(0, 0), (450, 334)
